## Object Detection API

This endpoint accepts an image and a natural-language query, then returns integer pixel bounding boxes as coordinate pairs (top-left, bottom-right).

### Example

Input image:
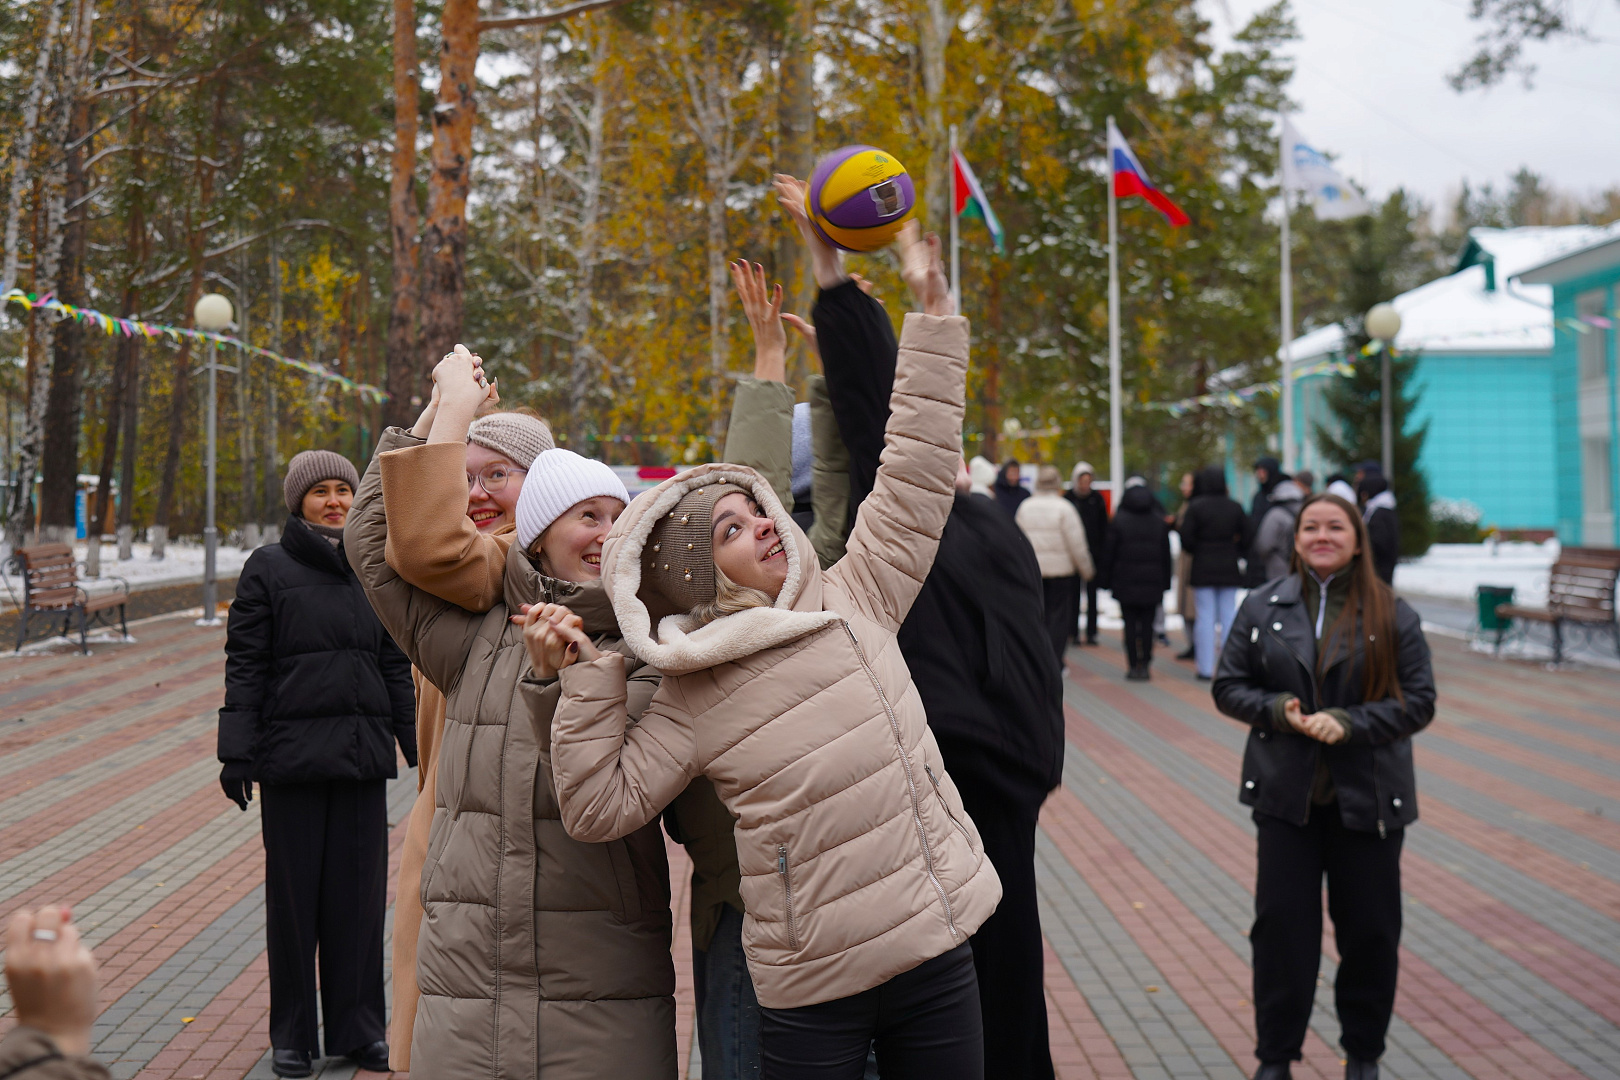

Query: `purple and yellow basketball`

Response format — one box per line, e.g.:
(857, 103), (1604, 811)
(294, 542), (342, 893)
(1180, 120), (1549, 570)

(806, 145), (916, 252)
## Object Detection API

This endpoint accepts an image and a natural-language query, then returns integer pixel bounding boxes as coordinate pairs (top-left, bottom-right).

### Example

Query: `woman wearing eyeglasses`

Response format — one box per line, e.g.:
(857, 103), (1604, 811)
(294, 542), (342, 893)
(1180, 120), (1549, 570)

(376, 347), (557, 1072)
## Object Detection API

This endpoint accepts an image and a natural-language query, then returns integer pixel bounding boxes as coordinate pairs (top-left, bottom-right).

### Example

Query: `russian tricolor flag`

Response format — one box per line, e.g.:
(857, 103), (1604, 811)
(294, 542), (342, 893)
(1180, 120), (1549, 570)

(1107, 117), (1189, 228)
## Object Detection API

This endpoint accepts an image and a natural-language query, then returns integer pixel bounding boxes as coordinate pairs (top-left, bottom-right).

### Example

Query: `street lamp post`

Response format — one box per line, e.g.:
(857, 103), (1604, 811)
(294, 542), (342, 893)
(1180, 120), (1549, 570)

(1365, 302), (1402, 485)
(194, 292), (234, 626)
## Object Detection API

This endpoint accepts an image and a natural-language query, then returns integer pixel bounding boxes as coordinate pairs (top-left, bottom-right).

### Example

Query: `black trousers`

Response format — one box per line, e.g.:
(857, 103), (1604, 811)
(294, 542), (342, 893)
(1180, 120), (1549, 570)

(760, 943), (983, 1080)
(956, 780), (1053, 1080)
(1078, 580), (1099, 642)
(1119, 604), (1156, 668)
(1041, 576), (1080, 665)
(1252, 807), (1404, 1065)
(260, 779), (388, 1056)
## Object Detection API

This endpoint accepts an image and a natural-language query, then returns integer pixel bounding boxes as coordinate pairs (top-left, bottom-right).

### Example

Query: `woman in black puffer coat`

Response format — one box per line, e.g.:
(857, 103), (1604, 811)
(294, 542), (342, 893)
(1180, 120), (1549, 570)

(1178, 466), (1253, 680)
(1100, 482), (1173, 680)
(1212, 493), (1435, 1080)
(218, 449), (415, 1079)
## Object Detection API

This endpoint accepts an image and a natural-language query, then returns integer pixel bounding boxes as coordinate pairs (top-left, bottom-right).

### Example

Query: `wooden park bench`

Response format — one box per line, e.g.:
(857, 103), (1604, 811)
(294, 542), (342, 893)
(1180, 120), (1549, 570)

(1495, 547), (1620, 665)
(3, 542), (129, 654)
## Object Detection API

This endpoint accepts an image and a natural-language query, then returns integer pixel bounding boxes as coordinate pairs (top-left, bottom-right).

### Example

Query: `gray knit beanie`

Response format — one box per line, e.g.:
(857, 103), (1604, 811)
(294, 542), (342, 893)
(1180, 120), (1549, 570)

(468, 412), (554, 469)
(283, 450), (360, 514)
(639, 483), (750, 614)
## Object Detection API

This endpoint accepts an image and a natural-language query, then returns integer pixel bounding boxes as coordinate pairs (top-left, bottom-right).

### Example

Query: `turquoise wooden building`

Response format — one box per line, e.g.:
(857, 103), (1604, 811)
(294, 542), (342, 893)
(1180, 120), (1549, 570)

(1274, 223), (1620, 539)
(1517, 229), (1620, 545)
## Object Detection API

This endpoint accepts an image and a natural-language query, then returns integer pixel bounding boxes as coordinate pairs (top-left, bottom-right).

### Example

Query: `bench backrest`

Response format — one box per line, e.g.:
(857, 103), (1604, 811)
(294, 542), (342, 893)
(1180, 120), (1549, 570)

(1548, 552), (1620, 621)
(17, 542), (80, 610)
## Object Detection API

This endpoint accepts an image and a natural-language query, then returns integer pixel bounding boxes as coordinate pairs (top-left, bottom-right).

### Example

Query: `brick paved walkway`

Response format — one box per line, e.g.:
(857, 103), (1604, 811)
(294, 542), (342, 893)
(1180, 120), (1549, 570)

(0, 609), (1617, 1078)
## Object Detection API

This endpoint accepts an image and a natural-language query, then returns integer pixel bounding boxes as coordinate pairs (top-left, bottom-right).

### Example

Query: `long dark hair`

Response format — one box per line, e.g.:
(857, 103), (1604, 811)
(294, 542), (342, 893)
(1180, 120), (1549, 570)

(1290, 493), (1402, 702)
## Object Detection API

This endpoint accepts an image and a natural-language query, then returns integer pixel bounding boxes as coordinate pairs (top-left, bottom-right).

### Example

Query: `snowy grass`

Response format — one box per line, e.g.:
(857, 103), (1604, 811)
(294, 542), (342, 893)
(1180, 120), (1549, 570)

(1394, 539), (1559, 605)
(0, 540), (254, 611)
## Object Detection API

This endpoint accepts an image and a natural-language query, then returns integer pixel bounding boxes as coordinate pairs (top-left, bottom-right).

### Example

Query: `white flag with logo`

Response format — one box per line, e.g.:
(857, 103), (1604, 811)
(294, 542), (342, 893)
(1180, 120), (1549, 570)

(1282, 117), (1370, 221)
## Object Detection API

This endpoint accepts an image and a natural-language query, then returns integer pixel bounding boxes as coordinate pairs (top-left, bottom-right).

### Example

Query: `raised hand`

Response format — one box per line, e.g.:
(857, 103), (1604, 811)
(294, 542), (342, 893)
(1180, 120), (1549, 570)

(6, 905), (98, 1056)
(897, 221), (953, 317)
(730, 260), (787, 383)
(774, 173), (848, 290)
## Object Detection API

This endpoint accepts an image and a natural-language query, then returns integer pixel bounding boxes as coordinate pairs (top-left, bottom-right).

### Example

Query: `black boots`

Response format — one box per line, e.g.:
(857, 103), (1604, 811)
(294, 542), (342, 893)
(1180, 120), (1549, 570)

(271, 1049), (312, 1078)
(1345, 1059), (1380, 1080)
(346, 1040), (392, 1072)
(1125, 663), (1151, 681)
(1253, 1064), (1291, 1080)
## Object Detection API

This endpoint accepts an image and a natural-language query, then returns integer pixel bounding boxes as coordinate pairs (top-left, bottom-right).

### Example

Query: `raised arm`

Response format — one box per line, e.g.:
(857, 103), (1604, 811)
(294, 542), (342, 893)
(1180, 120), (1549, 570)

(824, 225), (967, 632)
(345, 430), (483, 696)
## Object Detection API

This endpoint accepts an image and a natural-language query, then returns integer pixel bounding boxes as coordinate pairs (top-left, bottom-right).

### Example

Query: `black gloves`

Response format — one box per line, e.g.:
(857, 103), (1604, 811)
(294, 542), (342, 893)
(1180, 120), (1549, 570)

(220, 761), (253, 811)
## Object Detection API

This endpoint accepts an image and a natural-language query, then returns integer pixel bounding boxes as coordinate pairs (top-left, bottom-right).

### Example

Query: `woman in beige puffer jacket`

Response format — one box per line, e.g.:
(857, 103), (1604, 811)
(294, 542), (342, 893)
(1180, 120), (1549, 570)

(346, 408), (677, 1080)
(536, 233), (1002, 1079)
(1015, 464), (1095, 663)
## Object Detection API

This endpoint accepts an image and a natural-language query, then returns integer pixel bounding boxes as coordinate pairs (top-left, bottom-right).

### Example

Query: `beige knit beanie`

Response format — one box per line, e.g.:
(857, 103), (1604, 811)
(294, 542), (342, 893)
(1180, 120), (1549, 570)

(283, 450), (360, 514)
(468, 412), (555, 469)
(638, 483), (750, 614)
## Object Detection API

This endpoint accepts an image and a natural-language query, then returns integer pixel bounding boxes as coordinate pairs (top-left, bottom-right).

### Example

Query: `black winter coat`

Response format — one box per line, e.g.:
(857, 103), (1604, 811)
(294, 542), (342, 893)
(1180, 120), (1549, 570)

(1100, 487), (1172, 606)
(814, 280), (1064, 808)
(1366, 506), (1399, 585)
(219, 514), (416, 784)
(1179, 494), (1253, 587)
(1064, 488), (1108, 559)
(1212, 573), (1436, 834)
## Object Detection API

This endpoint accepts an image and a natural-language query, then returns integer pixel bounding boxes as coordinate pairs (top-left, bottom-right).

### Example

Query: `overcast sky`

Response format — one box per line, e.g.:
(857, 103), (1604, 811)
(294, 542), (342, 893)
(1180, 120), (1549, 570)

(1202, 0), (1620, 221)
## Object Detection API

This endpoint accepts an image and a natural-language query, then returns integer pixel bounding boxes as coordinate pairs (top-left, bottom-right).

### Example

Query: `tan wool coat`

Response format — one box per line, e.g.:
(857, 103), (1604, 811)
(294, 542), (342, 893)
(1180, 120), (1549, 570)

(348, 437), (677, 1080)
(1015, 493), (1095, 580)
(549, 313), (1002, 1011)
(377, 435), (516, 1073)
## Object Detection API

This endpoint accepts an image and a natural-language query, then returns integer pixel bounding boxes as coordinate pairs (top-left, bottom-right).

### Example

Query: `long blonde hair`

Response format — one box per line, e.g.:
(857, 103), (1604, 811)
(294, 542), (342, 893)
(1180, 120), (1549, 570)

(688, 566), (776, 628)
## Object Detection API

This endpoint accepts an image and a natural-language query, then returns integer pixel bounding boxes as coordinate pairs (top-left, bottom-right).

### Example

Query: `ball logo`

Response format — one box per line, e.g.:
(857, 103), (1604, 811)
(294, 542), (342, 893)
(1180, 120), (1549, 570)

(868, 179), (903, 218)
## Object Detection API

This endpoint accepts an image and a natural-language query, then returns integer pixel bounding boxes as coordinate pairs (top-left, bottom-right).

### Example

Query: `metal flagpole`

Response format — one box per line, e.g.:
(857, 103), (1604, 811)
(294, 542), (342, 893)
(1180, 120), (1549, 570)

(1279, 114), (1296, 474)
(949, 125), (961, 314)
(1107, 116), (1123, 506)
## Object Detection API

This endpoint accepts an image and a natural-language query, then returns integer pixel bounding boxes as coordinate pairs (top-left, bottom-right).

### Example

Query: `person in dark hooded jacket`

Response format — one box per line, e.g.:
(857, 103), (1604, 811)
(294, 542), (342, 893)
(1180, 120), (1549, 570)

(993, 460), (1031, 517)
(1358, 475), (1399, 585)
(796, 216), (1063, 1079)
(1179, 466), (1253, 681)
(218, 449), (416, 1078)
(1101, 482), (1173, 680)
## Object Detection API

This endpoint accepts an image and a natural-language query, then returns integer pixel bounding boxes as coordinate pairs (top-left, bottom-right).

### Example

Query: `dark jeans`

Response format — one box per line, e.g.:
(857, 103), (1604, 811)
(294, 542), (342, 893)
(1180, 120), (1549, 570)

(1120, 604), (1156, 668)
(1079, 579), (1099, 641)
(955, 783), (1053, 1080)
(760, 943), (983, 1080)
(695, 904), (763, 1080)
(1041, 576), (1080, 665)
(1252, 807), (1404, 1065)
(260, 780), (388, 1056)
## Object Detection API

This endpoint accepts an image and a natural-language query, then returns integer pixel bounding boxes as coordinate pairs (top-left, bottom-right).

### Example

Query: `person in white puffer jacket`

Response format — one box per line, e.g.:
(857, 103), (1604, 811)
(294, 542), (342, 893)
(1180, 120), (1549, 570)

(1015, 464), (1095, 662)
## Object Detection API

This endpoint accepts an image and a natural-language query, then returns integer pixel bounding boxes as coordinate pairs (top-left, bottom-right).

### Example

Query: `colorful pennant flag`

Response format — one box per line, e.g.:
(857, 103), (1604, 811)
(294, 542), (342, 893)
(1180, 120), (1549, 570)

(952, 151), (1005, 254)
(1106, 117), (1189, 227)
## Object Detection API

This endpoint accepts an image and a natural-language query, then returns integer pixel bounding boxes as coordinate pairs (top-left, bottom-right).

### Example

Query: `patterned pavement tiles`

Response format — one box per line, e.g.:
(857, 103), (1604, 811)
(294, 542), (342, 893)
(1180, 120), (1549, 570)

(1, 610), (1619, 1077)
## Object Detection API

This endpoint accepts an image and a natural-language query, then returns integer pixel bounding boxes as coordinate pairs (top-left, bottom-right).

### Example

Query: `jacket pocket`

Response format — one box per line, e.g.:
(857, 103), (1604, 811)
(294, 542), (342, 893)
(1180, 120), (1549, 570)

(925, 764), (972, 843)
(776, 844), (799, 951)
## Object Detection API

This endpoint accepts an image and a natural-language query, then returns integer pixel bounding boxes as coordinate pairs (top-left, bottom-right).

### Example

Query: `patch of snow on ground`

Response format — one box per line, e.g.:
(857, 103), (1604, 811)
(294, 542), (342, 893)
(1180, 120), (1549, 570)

(1394, 539), (1559, 605)
(1, 540), (255, 606)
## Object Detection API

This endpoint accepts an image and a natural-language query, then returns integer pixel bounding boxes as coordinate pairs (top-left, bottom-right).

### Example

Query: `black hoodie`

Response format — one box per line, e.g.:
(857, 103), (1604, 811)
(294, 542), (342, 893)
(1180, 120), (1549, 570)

(1101, 486), (1173, 606)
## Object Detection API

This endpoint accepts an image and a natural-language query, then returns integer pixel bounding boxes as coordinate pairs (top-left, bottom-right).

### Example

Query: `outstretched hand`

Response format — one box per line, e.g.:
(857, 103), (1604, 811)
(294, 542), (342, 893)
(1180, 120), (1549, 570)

(774, 173), (848, 290)
(897, 222), (953, 317)
(514, 602), (600, 679)
(730, 260), (787, 383)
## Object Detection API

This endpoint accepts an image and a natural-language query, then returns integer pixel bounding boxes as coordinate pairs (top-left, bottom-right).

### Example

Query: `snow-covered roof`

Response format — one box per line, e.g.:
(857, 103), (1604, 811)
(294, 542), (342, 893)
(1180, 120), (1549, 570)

(1287, 223), (1617, 362)
(1515, 220), (1620, 285)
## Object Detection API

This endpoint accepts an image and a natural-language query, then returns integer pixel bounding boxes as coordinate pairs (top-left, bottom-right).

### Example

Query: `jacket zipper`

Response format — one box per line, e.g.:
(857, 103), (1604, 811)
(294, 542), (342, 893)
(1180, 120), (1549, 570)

(776, 844), (799, 950)
(1268, 625), (1325, 826)
(843, 622), (959, 941)
(925, 763), (972, 841)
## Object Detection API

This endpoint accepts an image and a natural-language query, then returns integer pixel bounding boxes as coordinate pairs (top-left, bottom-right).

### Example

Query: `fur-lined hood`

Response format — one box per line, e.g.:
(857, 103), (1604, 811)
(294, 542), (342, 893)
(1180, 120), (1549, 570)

(600, 462), (841, 676)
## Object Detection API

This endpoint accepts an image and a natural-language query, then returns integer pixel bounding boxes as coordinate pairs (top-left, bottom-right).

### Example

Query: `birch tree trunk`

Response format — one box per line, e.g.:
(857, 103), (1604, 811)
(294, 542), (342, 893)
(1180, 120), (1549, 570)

(0, 0), (65, 295)
(419, 0), (479, 367)
(776, 0), (815, 383)
(918, 0), (952, 236)
(563, 57), (607, 446)
(384, 0), (421, 430)
(262, 235), (282, 537)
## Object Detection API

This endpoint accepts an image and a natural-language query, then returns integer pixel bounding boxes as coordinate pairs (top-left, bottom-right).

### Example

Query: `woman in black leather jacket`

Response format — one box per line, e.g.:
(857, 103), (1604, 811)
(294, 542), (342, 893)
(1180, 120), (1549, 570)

(1212, 493), (1435, 1080)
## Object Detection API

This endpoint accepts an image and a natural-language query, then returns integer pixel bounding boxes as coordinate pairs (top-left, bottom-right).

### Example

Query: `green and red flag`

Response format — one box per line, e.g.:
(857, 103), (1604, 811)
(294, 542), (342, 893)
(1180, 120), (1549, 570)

(952, 151), (1004, 253)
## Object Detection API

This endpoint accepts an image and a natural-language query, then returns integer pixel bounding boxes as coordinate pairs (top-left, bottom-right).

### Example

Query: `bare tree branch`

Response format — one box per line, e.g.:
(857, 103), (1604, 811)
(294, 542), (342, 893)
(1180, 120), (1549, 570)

(478, 0), (632, 33)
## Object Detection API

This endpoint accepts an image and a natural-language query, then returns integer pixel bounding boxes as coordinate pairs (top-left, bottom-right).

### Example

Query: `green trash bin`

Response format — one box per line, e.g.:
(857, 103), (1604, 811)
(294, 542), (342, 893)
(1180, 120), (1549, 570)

(1477, 585), (1515, 651)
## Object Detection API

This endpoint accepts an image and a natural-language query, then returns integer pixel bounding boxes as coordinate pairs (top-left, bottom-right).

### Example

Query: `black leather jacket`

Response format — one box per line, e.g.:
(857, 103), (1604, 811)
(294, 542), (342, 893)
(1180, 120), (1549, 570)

(1212, 573), (1436, 834)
